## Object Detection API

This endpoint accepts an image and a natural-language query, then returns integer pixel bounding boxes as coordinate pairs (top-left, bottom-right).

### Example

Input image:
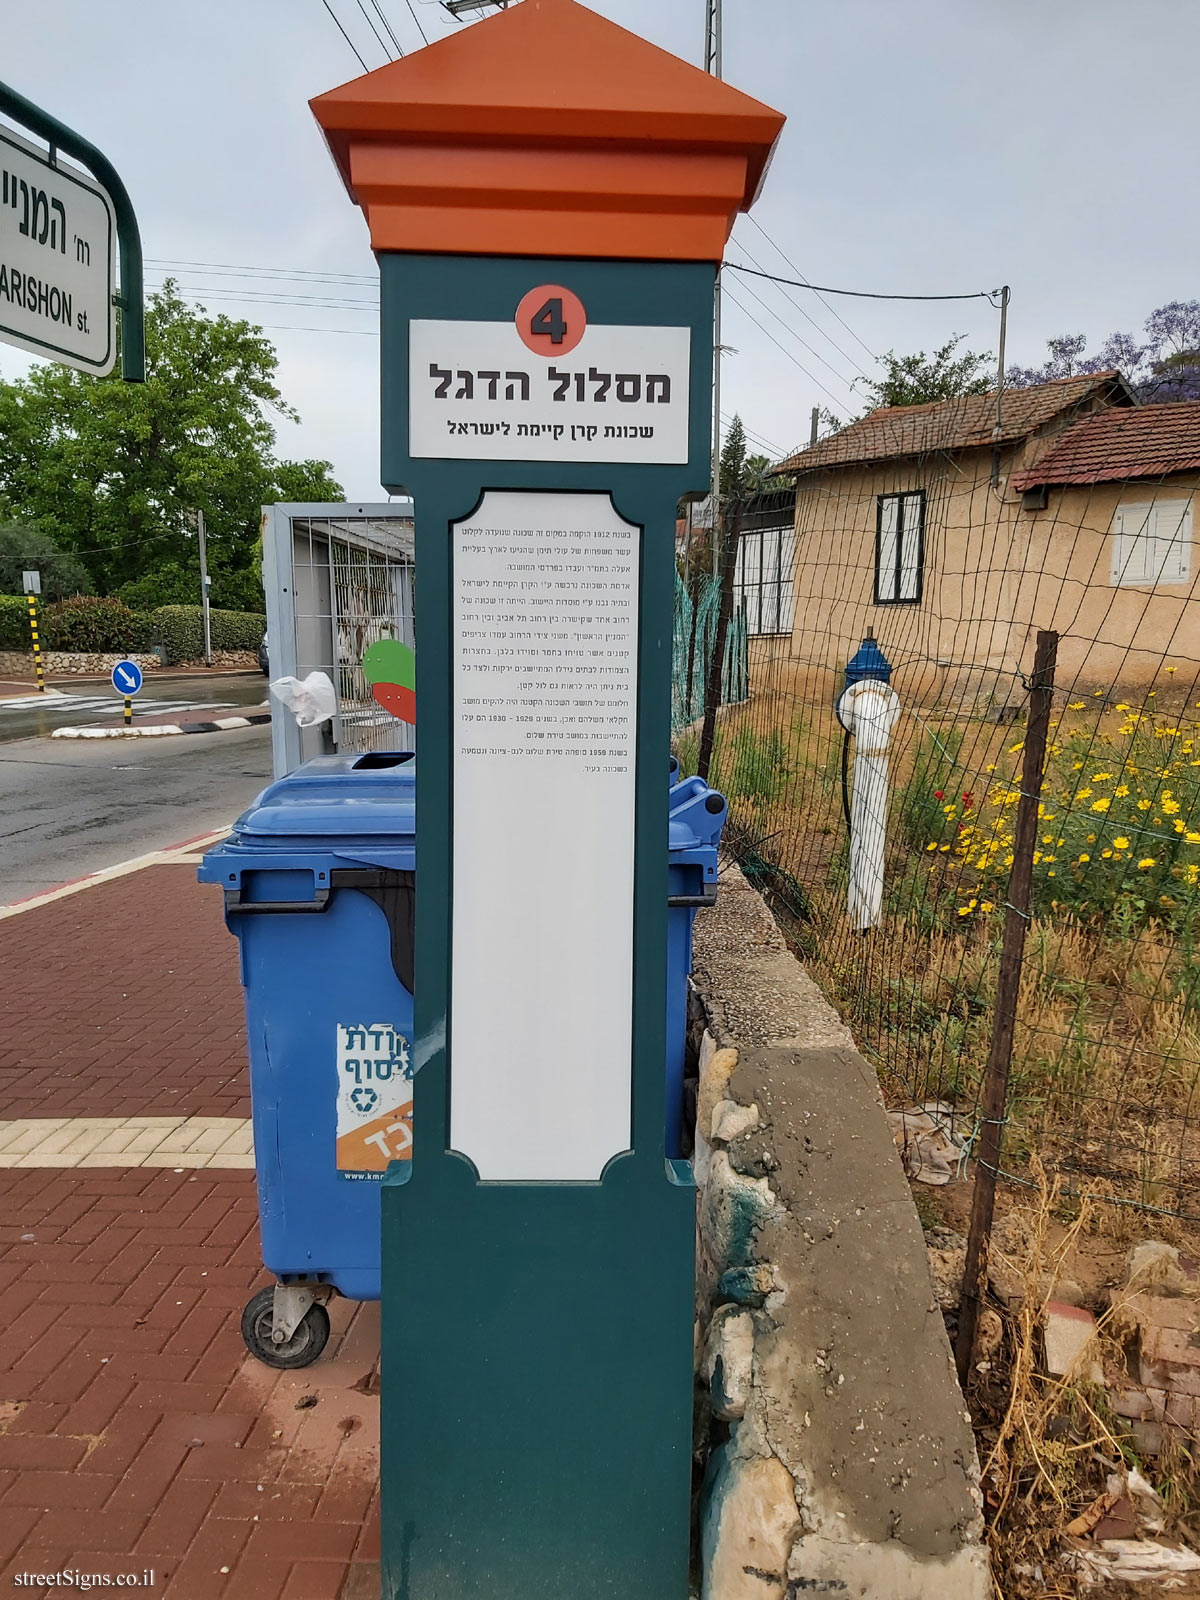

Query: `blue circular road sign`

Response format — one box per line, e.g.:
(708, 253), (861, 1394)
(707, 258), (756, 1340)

(111, 659), (143, 696)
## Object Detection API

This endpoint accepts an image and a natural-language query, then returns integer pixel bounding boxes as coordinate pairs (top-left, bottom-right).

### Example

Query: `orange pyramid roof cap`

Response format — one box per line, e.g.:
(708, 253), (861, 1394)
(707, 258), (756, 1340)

(311, 0), (785, 262)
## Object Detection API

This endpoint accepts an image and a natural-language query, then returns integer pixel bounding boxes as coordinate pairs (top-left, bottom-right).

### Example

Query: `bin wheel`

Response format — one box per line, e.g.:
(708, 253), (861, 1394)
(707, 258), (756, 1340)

(240, 1287), (330, 1369)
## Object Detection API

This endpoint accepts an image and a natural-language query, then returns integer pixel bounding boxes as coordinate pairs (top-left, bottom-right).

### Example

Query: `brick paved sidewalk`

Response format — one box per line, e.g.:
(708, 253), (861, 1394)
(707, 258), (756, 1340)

(0, 862), (381, 1599)
(0, 867), (249, 1122)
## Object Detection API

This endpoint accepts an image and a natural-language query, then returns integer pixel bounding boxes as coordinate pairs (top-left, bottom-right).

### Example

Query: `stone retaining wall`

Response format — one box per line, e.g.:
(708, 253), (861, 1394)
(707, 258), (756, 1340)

(689, 863), (989, 1599)
(0, 650), (258, 675)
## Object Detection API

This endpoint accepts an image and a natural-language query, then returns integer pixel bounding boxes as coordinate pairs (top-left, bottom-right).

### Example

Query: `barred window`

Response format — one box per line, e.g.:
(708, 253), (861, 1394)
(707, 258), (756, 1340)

(875, 491), (925, 604)
(733, 523), (796, 636)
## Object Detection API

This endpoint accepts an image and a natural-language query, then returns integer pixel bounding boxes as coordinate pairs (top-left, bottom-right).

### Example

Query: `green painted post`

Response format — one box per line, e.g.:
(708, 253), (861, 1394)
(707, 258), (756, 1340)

(378, 253), (712, 1599)
(309, 6), (784, 1591)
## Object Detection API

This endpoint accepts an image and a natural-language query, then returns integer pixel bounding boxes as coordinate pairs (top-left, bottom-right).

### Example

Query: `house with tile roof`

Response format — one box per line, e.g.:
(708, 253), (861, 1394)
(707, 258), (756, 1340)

(753, 373), (1200, 699)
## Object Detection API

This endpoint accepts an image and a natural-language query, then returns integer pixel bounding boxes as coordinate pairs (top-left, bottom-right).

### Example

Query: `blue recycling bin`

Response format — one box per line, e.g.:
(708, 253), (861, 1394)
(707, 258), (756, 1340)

(665, 772), (726, 1158)
(198, 752), (416, 1365)
(200, 751), (723, 1365)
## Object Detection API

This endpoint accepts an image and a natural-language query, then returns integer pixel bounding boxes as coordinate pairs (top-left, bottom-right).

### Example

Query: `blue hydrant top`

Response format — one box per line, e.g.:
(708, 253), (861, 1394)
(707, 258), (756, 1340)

(844, 631), (892, 689)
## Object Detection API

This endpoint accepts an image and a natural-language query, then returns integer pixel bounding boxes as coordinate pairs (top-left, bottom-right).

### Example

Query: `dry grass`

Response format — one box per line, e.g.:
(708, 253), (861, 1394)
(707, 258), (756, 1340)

(966, 1168), (1200, 1597)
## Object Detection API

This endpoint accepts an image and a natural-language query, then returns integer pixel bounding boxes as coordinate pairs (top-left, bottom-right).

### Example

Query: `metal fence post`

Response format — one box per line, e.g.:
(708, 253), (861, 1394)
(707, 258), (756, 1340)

(955, 629), (1058, 1384)
(697, 495), (743, 781)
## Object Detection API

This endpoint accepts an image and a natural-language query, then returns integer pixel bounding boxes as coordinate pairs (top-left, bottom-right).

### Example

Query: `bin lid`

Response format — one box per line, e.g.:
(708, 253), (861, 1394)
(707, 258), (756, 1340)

(224, 752), (416, 847)
(668, 774), (726, 855)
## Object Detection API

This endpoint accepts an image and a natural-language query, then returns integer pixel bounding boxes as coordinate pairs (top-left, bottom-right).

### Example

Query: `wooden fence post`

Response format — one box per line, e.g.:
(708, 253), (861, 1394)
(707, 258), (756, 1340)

(955, 629), (1058, 1384)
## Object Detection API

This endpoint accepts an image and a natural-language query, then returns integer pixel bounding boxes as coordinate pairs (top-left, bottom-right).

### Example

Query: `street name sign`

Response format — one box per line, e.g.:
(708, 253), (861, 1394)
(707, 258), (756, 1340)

(111, 659), (143, 696)
(0, 121), (116, 374)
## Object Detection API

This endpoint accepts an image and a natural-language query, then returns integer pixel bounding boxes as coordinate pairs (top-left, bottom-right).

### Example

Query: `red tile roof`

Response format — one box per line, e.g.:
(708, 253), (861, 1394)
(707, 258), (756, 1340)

(1011, 401), (1200, 490)
(775, 371), (1133, 475)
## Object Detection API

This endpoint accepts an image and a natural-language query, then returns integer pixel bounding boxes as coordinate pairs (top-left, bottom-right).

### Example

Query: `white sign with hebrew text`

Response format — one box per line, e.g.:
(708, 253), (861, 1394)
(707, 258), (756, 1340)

(410, 319), (690, 464)
(450, 490), (639, 1180)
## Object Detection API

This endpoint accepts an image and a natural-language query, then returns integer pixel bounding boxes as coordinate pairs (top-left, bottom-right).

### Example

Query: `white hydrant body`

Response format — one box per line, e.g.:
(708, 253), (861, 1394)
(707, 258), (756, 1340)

(835, 679), (901, 933)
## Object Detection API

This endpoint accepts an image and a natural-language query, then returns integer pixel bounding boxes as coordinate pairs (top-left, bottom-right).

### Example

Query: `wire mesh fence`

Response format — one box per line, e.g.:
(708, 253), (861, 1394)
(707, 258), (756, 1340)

(675, 414), (1200, 1223)
(672, 570), (749, 730)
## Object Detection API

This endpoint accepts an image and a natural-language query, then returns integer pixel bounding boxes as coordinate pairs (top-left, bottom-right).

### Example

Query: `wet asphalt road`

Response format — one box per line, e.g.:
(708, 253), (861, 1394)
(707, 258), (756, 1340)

(0, 671), (270, 744)
(0, 719), (273, 903)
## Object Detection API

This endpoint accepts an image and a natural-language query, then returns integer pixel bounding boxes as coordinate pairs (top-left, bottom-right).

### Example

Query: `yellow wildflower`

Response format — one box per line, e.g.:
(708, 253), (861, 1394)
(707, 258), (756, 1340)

(926, 842), (937, 852)
(1113, 836), (1131, 850)
(1137, 800), (1152, 811)
(1115, 785), (1130, 797)
(1092, 772), (1113, 781)
(1138, 858), (1156, 869)
(980, 901), (995, 913)
(1163, 799), (1181, 815)
(1067, 701), (1085, 710)
(1078, 853), (1090, 863)
(1090, 798), (1111, 812)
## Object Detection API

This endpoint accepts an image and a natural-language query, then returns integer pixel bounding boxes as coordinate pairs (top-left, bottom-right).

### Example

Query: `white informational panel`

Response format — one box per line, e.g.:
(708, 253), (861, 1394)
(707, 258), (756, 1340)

(411, 319), (690, 464)
(451, 490), (639, 1180)
(0, 125), (116, 374)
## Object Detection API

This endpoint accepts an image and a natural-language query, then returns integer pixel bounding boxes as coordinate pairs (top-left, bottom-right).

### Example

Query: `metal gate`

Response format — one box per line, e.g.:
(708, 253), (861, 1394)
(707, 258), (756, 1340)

(262, 501), (415, 777)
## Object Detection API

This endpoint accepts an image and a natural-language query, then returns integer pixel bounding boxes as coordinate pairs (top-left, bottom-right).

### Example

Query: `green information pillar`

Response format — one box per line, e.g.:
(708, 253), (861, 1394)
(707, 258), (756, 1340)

(311, 5), (784, 1594)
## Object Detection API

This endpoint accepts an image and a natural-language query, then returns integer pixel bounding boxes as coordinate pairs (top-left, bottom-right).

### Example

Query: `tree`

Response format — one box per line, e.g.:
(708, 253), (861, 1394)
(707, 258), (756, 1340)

(856, 334), (994, 411)
(718, 414), (747, 498)
(0, 284), (343, 606)
(1006, 300), (1200, 402)
(0, 521), (91, 599)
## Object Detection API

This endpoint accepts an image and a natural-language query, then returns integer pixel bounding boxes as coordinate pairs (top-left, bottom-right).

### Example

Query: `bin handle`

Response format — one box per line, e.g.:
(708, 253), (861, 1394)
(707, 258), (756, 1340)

(223, 886), (332, 915)
(667, 885), (718, 909)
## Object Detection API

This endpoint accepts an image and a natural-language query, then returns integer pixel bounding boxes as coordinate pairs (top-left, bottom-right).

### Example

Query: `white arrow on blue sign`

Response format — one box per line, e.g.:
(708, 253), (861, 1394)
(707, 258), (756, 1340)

(111, 659), (143, 696)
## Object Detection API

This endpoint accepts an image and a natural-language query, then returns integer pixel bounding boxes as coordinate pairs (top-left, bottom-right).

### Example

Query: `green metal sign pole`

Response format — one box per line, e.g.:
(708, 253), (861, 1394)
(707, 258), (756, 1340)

(310, 5), (783, 1592)
(379, 253), (711, 1597)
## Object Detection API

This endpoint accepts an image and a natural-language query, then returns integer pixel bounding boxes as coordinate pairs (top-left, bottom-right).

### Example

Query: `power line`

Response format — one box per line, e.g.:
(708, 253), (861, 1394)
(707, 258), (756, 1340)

(147, 258), (376, 286)
(353, 0), (394, 59)
(727, 261), (1000, 303)
(401, 0), (430, 43)
(744, 215), (878, 361)
(721, 411), (784, 460)
(733, 235), (868, 375)
(368, 0), (407, 52)
(320, 0), (370, 70)
(146, 278), (379, 311)
(720, 264), (861, 396)
(721, 285), (849, 412)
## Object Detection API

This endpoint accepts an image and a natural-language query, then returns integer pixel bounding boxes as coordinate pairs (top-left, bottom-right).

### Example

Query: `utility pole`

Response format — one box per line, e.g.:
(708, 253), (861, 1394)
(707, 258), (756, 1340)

(810, 406), (819, 447)
(196, 509), (213, 667)
(706, 0), (723, 576)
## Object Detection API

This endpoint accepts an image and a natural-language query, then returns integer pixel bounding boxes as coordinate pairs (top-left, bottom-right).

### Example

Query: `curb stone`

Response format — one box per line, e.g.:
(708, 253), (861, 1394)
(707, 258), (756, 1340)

(51, 711), (272, 739)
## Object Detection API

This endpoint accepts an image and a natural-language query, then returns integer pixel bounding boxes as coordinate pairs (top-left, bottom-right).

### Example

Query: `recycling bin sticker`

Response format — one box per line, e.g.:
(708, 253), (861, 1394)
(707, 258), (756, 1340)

(336, 1023), (415, 1179)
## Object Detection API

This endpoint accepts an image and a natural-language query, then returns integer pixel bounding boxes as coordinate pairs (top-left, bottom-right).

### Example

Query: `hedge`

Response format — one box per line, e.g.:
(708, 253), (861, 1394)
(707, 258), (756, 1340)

(151, 605), (266, 664)
(0, 595), (266, 661)
(0, 595), (29, 650)
(0, 595), (153, 653)
(43, 596), (153, 652)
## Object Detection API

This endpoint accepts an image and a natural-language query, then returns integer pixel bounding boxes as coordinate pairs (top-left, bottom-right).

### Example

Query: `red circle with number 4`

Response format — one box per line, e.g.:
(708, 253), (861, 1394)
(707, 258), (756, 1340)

(516, 284), (587, 357)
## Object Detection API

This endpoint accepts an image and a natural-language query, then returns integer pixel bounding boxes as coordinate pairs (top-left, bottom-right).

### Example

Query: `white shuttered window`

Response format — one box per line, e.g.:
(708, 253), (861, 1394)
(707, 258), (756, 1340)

(876, 491), (925, 604)
(733, 524), (796, 636)
(1110, 500), (1192, 587)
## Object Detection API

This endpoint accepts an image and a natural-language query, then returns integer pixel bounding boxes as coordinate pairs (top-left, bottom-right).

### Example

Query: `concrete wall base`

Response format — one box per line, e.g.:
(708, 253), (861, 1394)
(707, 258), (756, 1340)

(690, 864), (988, 1600)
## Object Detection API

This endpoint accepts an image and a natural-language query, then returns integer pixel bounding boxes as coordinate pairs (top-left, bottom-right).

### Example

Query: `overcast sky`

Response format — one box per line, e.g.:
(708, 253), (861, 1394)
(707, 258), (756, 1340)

(3, 0), (1198, 493)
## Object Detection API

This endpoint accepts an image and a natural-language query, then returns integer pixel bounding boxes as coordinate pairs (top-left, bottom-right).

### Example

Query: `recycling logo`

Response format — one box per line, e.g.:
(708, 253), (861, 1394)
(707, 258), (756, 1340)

(350, 1084), (379, 1114)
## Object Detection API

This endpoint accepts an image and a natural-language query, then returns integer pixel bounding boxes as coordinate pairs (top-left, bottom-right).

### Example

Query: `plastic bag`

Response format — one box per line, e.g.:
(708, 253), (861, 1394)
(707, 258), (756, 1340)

(270, 671), (337, 728)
